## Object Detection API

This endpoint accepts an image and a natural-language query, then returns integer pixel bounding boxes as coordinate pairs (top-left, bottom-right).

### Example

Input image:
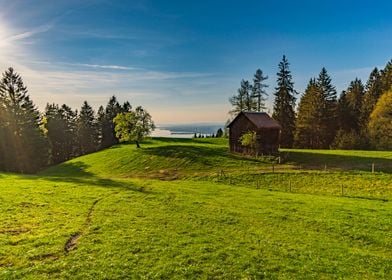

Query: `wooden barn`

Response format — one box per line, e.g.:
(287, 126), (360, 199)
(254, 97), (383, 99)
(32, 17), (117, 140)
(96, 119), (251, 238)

(227, 112), (281, 155)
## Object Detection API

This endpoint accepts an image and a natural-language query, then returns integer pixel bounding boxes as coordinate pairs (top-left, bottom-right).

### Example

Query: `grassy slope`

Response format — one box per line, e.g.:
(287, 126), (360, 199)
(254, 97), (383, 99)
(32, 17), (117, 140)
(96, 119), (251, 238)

(0, 138), (391, 279)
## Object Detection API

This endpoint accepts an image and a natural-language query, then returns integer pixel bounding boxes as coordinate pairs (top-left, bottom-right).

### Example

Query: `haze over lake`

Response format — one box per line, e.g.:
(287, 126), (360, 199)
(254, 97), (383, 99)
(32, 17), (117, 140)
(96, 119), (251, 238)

(151, 123), (224, 138)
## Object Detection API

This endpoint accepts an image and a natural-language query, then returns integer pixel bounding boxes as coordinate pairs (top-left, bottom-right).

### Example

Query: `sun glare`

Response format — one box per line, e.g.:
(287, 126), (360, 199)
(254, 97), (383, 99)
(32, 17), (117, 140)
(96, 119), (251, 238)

(0, 17), (11, 48)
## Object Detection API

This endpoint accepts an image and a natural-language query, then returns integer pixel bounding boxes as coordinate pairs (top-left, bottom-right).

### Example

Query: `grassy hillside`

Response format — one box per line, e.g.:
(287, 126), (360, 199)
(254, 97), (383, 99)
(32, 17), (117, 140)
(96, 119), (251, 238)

(43, 137), (392, 177)
(42, 138), (274, 179)
(1, 138), (391, 279)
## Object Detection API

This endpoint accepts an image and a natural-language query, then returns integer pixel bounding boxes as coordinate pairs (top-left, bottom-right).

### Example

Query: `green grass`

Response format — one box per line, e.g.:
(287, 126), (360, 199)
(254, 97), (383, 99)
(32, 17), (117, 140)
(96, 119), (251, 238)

(1, 138), (391, 279)
(283, 148), (392, 172)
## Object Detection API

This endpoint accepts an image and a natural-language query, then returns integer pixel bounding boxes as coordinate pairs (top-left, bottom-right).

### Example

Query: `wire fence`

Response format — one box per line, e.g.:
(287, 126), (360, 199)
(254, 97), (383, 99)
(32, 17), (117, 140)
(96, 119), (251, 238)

(212, 166), (392, 201)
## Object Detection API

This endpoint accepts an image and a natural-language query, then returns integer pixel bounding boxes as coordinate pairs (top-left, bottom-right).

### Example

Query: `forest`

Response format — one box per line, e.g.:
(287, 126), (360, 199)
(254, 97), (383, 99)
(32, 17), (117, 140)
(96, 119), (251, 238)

(0, 67), (153, 173)
(229, 56), (392, 151)
(1, 55), (391, 174)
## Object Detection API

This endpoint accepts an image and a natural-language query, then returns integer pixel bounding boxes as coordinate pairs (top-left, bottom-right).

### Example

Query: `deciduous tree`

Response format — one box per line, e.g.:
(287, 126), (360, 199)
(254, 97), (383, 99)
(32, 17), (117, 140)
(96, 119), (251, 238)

(113, 106), (155, 148)
(368, 91), (392, 150)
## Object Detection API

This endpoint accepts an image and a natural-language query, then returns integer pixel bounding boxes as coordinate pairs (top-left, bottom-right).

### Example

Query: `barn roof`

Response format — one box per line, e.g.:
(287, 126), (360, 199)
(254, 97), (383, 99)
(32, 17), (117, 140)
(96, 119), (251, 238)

(227, 112), (281, 129)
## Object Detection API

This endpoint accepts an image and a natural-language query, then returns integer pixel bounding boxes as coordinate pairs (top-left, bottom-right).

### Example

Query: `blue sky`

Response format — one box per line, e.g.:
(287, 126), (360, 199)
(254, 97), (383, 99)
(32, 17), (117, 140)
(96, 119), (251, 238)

(0, 0), (392, 124)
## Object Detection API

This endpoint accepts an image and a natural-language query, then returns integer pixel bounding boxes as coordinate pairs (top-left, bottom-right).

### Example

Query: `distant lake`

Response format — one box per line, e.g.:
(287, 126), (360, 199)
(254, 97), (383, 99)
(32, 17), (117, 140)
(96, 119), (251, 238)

(151, 123), (224, 138)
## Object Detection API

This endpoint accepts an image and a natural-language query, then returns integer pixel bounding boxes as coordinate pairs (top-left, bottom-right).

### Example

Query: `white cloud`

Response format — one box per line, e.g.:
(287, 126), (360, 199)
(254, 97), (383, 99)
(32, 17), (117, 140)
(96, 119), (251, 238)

(66, 63), (137, 71)
(0, 24), (52, 47)
(0, 13), (229, 123)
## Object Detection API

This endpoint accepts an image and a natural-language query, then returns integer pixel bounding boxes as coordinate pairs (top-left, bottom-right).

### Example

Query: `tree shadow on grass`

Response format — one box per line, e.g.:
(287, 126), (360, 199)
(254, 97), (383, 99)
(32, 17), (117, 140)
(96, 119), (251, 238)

(284, 150), (392, 173)
(143, 144), (263, 167)
(37, 162), (148, 193)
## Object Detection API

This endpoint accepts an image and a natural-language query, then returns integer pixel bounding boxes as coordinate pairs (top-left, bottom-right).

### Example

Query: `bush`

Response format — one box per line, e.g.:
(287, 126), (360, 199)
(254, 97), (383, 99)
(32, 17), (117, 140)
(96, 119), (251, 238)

(331, 130), (367, 150)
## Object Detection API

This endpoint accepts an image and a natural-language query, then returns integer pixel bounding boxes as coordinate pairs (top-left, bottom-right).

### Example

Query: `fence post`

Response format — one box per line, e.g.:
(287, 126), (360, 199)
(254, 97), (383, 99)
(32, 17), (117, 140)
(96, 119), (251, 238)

(324, 164), (327, 172)
(372, 163), (375, 174)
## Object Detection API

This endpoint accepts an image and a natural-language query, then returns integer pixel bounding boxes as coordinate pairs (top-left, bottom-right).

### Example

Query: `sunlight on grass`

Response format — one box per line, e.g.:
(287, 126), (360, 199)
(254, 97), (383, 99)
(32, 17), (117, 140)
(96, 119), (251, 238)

(1, 138), (391, 278)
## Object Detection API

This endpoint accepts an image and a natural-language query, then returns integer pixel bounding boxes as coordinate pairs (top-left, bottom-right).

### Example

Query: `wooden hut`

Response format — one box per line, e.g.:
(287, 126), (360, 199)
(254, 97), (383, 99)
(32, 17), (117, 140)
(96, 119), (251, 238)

(227, 112), (281, 154)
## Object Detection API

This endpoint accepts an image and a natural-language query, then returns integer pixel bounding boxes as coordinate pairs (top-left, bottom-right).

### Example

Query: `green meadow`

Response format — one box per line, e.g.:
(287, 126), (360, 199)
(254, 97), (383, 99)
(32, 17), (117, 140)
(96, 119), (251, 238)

(0, 138), (391, 279)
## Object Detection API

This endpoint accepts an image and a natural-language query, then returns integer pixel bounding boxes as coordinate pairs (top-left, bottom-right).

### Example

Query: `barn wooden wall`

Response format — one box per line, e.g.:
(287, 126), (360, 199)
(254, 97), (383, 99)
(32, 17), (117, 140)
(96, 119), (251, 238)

(229, 115), (280, 154)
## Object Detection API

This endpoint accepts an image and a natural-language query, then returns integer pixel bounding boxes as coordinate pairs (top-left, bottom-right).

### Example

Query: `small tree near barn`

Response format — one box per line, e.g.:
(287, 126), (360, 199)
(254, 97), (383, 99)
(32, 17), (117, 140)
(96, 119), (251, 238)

(239, 131), (259, 155)
(228, 112), (281, 155)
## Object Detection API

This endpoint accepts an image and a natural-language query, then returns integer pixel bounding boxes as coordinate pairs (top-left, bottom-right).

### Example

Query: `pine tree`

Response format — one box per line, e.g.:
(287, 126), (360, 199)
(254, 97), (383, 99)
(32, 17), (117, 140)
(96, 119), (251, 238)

(0, 67), (48, 173)
(229, 79), (252, 114)
(343, 78), (365, 132)
(98, 96), (124, 149)
(45, 103), (66, 164)
(251, 69), (268, 112)
(97, 105), (105, 146)
(45, 103), (79, 163)
(294, 79), (324, 148)
(336, 91), (352, 132)
(379, 59), (392, 93)
(122, 101), (132, 112)
(272, 55), (297, 148)
(360, 68), (383, 130)
(77, 101), (99, 154)
(316, 67), (338, 148)
(242, 80), (253, 111)
(61, 104), (79, 157)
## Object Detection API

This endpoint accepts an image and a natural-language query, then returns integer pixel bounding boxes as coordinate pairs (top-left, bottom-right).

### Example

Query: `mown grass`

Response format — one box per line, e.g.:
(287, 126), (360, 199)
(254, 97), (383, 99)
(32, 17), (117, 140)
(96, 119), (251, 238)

(1, 138), (391, 279)
(283, 148), (392, 173)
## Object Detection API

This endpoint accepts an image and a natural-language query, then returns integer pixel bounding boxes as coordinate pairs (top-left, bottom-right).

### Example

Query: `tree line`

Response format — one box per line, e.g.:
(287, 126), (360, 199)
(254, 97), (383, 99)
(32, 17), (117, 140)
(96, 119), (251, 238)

(229, 56), (392, 150)
(0, 67), (153, 173)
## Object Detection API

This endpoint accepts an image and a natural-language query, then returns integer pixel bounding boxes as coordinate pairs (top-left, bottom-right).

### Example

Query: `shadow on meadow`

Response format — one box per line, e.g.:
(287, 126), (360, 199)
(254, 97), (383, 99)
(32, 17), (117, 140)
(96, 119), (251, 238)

(285, 150), (392, 173)
(38, 162), (147, 193)
(143, 144), (262, 168)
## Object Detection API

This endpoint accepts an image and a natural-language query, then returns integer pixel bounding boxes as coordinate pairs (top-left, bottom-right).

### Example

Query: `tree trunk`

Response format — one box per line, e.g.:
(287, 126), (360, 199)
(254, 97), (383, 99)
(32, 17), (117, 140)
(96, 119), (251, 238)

(136, 141), (140, 148)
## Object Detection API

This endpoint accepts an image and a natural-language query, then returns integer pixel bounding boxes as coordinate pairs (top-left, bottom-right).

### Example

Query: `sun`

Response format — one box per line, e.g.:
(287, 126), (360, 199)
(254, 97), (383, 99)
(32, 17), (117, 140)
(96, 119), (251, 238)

(0, 17), (12, 48)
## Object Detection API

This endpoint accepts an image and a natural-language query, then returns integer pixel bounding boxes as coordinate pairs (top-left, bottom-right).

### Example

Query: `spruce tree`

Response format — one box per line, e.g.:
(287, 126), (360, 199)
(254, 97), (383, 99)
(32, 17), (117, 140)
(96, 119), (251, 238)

(77, 101), (99, 154)
(361, 68), (383, 130)
(343, 78), (365, 132)
(380, 59), (392, 93)
(272, 55), (297, 148)
(45, 103), (66, 164)
(229, 79), (252, 115)
(336, 91), (352, 132)
(97, 105), (105, 147)
(99, 96), (124, 149)
(61, 104), (79, 157)
(0, 67), (48, 172)
(316, 67), (338, 148)
(122, 101), (132, 112)
(251, 69), (268, 112)
(294, 79), (324, 148)
(45, 103), (79, 163)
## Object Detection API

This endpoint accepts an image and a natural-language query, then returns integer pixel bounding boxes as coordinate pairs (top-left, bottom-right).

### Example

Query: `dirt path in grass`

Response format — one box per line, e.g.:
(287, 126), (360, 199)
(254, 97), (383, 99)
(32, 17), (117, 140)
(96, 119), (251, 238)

(64, 193), (117, 254)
